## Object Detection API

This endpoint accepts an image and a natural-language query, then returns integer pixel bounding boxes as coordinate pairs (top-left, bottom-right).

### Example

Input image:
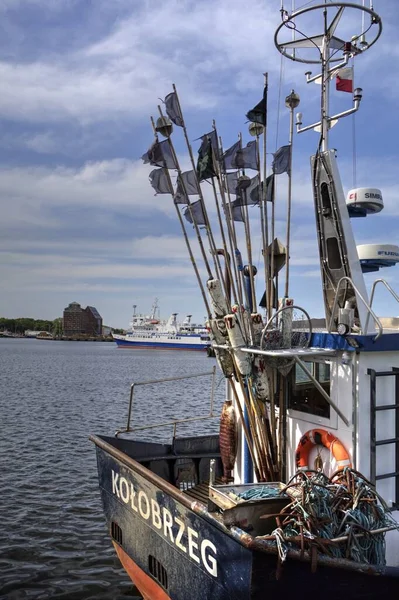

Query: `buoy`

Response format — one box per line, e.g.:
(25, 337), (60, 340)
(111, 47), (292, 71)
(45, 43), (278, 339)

(251, 313), (264, 347)
(219, 400), (237, 482)
(224, 314), (252, 375)
(252, 356), (270, 401)
(207, 319), (234, 378)
(296, 429), (352, 473)
(207, 279), (229, 318)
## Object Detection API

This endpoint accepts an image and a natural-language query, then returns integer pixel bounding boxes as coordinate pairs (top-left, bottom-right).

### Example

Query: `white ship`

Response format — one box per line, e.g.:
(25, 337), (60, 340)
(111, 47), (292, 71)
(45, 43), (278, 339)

(113, 299), (210, 351)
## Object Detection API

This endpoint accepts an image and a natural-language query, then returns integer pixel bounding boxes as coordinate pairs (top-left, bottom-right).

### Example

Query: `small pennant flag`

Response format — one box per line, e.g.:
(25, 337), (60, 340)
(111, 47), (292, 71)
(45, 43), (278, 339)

(222, 141), (240, 171)
(272, 145), (291, 175)
(176, 170), (201, 196)
(164, 91), (184, 127)
(184, 200), (207, 226)
(335, 67), (353, 93)
(142, 140), (177, 169)
(149, 168), (174, 194)
(226, 199), (246, 223)
(265, 174), (274, 203)
(231, 141), (258, 171)
(224, 171), (239, 195)
(235, 175), (261, 206)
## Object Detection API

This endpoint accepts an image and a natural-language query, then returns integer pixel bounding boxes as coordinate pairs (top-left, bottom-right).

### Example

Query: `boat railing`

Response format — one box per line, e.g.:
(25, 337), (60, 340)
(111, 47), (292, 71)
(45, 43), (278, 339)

(327, 276), (383, 340)
(364, 278), (399, 335)
(115, 366), (218, 437)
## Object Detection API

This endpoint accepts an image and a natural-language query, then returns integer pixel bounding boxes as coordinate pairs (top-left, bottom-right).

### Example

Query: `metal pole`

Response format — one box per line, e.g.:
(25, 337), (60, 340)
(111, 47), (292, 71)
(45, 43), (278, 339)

(262, 74), (271, 319)
(321, 8), (330, 152)
(284, 90), (300, 298)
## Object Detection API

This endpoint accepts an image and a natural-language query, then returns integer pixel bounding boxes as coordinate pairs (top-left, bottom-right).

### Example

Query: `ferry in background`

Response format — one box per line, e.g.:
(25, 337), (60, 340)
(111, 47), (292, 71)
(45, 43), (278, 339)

(113, 299), (210, 351)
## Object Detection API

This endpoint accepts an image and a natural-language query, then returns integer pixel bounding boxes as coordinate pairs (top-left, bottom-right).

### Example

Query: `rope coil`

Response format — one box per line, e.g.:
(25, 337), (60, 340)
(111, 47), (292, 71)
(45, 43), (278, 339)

(267, 468), (399, 566)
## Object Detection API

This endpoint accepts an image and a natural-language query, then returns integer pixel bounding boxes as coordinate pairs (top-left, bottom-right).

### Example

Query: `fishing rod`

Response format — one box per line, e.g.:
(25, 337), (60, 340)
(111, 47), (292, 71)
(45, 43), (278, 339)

(238, 133), (258, 314)
(169, 86), (231, 309)
(149, 116), (212, 319)
(217, 134), (245, 311)
(156, 105), (219, 281)
(210, 120), (245, 314)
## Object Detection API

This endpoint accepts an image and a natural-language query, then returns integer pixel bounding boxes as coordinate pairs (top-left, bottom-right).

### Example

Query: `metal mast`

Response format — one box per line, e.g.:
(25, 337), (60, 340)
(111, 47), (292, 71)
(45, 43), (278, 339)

(274, 2), (382, 334)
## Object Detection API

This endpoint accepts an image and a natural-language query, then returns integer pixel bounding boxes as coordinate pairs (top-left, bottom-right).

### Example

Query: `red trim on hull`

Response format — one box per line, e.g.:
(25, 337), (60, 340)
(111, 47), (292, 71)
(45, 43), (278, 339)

(113, 543), (171, 600)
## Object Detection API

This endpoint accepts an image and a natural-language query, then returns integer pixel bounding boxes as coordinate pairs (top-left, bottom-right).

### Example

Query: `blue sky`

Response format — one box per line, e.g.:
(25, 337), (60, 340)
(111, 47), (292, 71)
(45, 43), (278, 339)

(1, 0), (399, 328)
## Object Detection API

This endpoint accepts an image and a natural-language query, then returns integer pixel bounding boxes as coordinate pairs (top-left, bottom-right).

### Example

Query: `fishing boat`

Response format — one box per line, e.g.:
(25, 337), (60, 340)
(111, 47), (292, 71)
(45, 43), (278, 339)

(91, 3), (399, 598)
(113, 299), (210, 351)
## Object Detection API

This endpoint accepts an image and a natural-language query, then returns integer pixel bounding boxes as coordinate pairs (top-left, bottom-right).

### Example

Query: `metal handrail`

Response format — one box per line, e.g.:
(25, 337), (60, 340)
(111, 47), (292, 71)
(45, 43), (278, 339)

(327, 276), (383, 341)
(364, 279), (399, 335)
(115, 366), (217, 437)
(259, 304), (313, 351)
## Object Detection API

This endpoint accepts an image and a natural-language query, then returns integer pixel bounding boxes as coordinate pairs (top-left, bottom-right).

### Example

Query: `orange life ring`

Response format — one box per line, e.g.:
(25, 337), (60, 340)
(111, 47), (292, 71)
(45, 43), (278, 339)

(295, 428), (352, 472)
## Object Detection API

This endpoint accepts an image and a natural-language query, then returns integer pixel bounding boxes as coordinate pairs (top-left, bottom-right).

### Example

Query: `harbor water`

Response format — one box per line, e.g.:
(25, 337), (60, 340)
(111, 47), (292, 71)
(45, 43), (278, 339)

(0, 339), (223, 599)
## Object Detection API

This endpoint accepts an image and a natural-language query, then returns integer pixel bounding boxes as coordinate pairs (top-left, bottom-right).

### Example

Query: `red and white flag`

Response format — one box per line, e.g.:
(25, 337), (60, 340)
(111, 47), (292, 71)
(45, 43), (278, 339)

(335, 67), (353, 93)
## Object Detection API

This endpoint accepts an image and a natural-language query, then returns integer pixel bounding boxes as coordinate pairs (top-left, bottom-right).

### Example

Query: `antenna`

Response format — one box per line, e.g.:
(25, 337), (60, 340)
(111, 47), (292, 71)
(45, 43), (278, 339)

(274, 2), (382, 151)
(274, 2), (383, 333)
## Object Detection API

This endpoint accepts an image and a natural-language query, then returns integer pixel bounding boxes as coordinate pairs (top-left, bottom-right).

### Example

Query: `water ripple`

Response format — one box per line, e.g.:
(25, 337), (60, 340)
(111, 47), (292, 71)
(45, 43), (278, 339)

(0, 339), (222, 599)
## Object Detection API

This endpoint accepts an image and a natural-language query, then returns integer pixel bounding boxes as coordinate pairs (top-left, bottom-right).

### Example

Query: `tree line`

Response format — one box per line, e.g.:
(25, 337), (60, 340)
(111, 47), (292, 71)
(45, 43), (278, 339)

(0, 317), (124, 336)
(0, 317), (62, 334)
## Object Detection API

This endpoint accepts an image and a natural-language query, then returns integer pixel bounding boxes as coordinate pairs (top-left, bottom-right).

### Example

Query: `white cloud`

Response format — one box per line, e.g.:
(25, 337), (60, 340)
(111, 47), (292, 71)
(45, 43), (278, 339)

(1, 0), (399, 324)
(0, 0), (280, 125)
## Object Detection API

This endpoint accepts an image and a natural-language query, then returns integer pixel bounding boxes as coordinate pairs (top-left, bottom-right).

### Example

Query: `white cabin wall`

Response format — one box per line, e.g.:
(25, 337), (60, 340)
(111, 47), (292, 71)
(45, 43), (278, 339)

(231, 380), (246, 485)
(286, 350), (399, 566)
(286, 355), (354, 478)
(386, 516), (399, 567)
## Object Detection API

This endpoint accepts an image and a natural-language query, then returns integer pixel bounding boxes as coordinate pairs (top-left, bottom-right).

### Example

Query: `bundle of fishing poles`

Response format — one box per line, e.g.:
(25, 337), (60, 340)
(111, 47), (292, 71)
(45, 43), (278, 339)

(142, 79), (297, 482)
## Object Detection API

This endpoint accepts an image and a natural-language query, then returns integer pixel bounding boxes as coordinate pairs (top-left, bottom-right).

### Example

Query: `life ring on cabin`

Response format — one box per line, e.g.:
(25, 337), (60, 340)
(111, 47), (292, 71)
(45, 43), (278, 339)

(295, 429), (352, 472)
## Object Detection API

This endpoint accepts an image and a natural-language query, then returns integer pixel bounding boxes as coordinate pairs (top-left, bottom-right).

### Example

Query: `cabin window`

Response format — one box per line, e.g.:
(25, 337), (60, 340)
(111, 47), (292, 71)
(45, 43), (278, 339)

(149, 555), (168, 590)
(288, 361), (331, 418)
(111, 521), (123, 546)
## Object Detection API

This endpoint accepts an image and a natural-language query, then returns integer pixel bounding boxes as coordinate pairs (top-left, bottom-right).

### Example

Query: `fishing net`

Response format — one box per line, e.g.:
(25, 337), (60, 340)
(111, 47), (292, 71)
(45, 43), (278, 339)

(259, 305), (312, 376)
(269, 469), (399, 567)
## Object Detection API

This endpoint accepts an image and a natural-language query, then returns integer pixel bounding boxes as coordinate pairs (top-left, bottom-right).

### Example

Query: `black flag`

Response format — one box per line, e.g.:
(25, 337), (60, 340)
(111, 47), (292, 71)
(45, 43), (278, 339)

(197, 134), (216, 181)
(246, 87), (267, 126)
(272, 145), (291, 175)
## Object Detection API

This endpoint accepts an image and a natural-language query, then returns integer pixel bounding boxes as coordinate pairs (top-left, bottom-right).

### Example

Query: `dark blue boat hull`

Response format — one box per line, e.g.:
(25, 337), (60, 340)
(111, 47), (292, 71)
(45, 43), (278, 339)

(96, 446), (252, 600)
(92, 436), (399, 600)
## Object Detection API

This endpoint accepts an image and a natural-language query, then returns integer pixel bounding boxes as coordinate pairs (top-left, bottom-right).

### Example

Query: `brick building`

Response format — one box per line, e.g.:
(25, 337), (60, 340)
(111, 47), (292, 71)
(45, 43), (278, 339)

(63, 302), (103, 336)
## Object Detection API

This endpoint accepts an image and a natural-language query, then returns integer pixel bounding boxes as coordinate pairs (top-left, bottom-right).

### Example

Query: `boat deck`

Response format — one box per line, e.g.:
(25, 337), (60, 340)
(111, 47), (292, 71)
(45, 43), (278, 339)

(183, 478), (223, 504)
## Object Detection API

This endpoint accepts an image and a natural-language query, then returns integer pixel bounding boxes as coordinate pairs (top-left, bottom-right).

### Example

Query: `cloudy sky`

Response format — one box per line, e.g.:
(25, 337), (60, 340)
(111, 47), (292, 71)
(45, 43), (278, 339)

(1, 0), (399, 328)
